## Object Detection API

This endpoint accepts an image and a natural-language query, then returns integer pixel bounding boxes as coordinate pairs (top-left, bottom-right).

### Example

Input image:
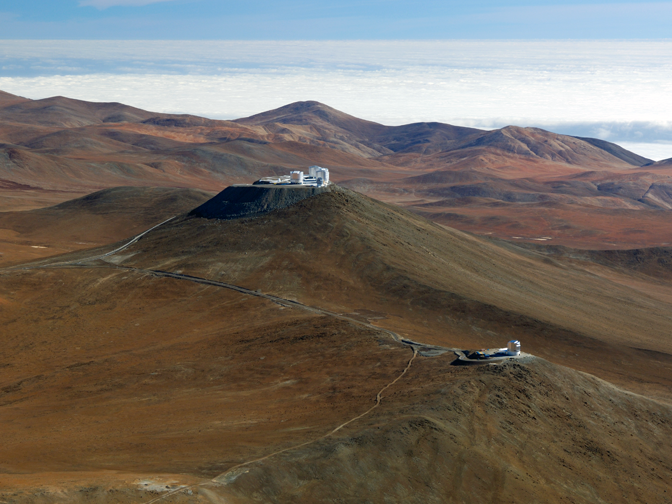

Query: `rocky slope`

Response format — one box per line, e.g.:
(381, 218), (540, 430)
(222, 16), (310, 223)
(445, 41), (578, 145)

(0, 186), (212, 266)
(0, 188), (672, 503)
(1, 185), (671, 503)
(191, 184), (331, 220)
(3, 90), (671, 247)
(217, 358), (672, 504)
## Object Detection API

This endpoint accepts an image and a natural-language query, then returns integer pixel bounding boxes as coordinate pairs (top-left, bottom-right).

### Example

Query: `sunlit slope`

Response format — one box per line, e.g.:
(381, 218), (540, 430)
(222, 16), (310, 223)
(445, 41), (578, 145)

(0, 186), (213, 266)
(2, 261), (670, 504)
(2, 184), (671, 503)
(0, 266), (410, 476)
(2, 91), (669, 248)
(216, 357), (672, 504)
(111, 186), (672, 400)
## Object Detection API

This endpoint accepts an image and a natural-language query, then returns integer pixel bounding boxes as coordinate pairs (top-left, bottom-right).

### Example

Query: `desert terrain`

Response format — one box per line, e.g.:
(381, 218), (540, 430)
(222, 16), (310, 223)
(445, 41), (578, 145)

(1, 90), (672, 502)
(2, 90), (672, 248)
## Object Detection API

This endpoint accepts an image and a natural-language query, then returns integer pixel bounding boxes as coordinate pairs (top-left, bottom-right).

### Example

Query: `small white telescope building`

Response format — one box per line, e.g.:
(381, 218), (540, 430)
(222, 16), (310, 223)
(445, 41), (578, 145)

(256, 166), (330, 187)
(455, 340), (522, 364)
(475, 340), (521, 359)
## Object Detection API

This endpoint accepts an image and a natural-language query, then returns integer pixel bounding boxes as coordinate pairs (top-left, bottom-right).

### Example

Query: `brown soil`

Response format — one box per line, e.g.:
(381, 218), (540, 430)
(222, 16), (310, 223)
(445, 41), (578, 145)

(2, 185), (671, 503)
(216, 358), (672, 504)
(0, 187), (212, 267)
(93, 187), (672, 401)
(2, 93), (672, 502)
(2, 92), (671, 249)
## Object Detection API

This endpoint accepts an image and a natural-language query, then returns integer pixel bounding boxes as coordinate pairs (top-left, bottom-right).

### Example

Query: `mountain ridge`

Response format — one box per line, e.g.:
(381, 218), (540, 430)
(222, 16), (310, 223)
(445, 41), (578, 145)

(1, 182), (671, 502)
(1, 90), (670, 248)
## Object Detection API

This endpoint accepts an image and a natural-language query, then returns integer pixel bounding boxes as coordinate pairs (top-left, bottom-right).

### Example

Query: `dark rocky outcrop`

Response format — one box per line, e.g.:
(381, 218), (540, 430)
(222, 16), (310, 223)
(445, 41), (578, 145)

(190, 184), (333, 220)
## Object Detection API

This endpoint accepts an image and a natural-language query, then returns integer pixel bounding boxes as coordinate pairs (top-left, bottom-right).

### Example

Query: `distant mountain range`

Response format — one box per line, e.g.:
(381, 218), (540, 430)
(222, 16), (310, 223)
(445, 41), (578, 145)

(2, 89), (671, 248)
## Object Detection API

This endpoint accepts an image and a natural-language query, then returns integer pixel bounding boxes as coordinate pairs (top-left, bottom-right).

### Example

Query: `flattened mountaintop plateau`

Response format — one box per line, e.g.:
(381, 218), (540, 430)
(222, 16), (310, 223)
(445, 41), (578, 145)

(1, 182), (672, 503)
(2, 90), (672, 247)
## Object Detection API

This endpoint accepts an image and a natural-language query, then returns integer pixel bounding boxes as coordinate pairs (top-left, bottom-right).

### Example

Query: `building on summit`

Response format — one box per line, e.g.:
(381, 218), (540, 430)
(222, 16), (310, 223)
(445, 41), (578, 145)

(474, 340), (521, 359)
(255, 166), (330, 187)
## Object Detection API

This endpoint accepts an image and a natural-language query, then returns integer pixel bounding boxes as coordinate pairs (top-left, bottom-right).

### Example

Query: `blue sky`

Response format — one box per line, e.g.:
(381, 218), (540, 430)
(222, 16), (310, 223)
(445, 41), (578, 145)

(1, 3), (671, 159)
(2, 0), (672, 39)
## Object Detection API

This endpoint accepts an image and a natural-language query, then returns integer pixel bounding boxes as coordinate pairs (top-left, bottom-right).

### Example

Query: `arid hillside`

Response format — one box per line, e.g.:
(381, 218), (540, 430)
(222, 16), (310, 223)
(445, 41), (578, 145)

(2, 89), (672, 500)
(0, 92), (401, 204)
(102, 186), (672, 401)
(0, 186), (212, 267)
(1, 185), (671, 503)
(2, 90), (671, 247)
(217, 357), (672, 504)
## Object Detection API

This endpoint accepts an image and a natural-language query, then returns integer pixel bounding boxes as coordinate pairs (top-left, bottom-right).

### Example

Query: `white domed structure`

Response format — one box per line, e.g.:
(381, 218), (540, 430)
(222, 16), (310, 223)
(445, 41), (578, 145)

(507, 340), (521, 356)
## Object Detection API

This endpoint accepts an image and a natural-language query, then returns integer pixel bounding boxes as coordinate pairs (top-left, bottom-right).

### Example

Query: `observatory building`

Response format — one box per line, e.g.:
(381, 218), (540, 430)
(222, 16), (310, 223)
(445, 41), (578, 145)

(474, 340), (521, 359)
(455, 340), (522, 364)
(255, 166), (330, 187)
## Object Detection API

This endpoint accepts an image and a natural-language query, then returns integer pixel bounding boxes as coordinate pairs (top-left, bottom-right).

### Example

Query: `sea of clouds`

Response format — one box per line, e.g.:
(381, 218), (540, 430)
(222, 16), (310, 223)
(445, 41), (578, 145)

(1, 40), (671, 160)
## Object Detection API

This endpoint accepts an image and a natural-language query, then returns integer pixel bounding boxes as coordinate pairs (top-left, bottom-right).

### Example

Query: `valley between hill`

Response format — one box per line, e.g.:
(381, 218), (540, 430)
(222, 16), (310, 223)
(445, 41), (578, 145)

(2, 90), (672, 248)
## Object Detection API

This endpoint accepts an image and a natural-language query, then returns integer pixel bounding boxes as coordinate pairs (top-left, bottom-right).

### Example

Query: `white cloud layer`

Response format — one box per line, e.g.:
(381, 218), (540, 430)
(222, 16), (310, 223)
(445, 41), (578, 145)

(78, 0), (176, 9)
(1, 40), (671, 160)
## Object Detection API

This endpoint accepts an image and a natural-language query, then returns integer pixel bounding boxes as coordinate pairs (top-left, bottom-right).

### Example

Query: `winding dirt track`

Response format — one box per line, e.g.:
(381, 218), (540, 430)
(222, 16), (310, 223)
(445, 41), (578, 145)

(4, 216), (403, 342)
(99, 216), (177, 259)
(3, 219), (426, 502)
(141, 347), (418, 504)
(212, 347), (418, 483)
(129, 267), (404, 342)
(123, 268), (421, 502)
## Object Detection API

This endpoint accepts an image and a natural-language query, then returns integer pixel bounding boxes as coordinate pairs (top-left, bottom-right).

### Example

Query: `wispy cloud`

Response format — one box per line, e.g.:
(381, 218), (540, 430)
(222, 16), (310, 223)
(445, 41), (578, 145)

(1, 40), (671, 160)
(78, 0), (177, 9)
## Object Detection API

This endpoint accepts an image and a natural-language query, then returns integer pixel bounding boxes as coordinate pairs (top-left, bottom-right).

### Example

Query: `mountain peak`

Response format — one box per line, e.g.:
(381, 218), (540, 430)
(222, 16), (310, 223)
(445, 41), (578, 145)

(238, 100), (340, 120)
(234, 100), (387, 139)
